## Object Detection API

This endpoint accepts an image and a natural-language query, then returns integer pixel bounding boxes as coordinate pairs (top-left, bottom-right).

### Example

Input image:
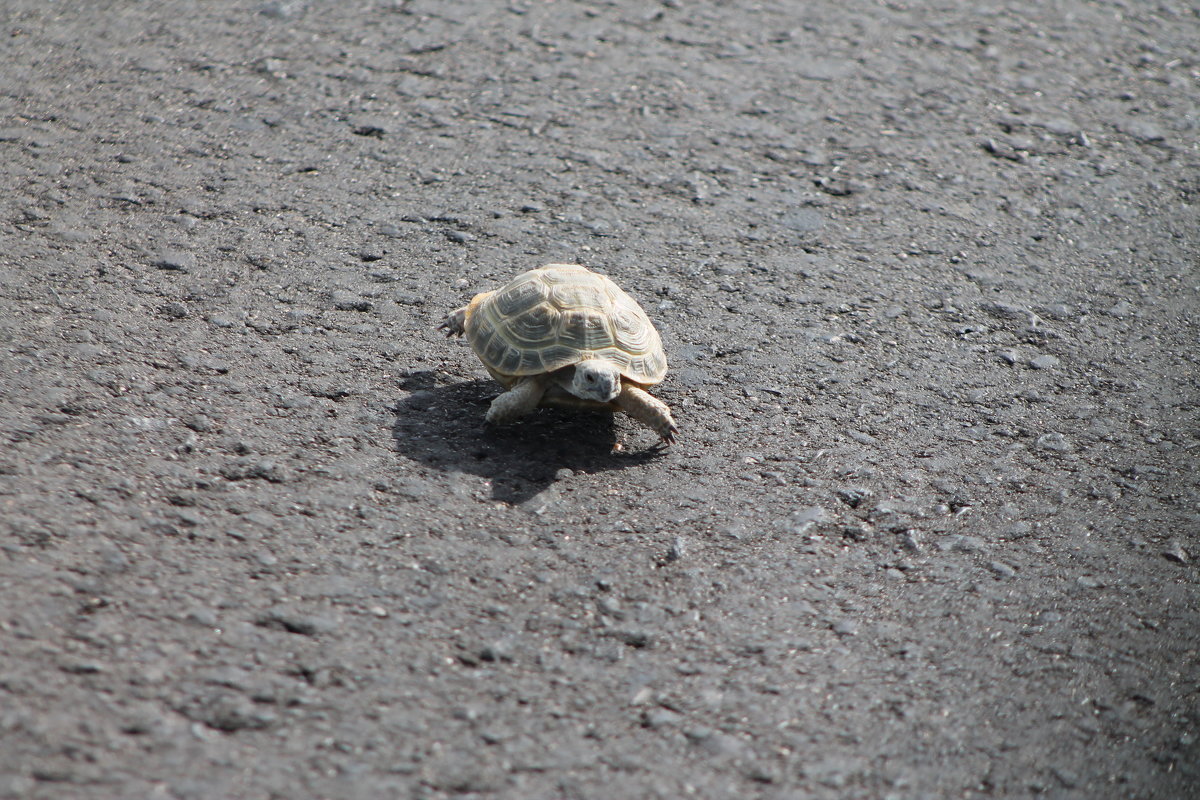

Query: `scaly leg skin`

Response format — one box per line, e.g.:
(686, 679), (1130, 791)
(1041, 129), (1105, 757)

(438, 307), (468, 337)
(486, 376), (548, 425)
(615, 384), (678, 444)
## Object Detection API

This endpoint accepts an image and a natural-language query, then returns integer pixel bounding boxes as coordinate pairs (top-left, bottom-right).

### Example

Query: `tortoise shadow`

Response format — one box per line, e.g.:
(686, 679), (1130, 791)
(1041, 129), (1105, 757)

(390, 375), (666, 505)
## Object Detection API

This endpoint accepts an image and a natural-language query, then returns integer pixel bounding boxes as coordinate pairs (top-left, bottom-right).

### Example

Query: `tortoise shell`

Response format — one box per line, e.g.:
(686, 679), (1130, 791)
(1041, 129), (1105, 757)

(464, 264), (667, 388)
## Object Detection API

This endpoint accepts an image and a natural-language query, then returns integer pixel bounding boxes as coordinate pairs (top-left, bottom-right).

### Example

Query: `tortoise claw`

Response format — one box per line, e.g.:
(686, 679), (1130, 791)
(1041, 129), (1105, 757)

(439, 308), (468, 338)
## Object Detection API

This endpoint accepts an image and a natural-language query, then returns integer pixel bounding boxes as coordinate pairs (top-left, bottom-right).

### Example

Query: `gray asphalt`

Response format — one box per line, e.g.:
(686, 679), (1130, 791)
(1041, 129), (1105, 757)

(1, 1), (1197, 798)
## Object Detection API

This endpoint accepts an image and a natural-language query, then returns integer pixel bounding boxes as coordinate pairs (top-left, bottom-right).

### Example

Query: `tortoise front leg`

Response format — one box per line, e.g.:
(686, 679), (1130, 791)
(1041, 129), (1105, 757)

(486, 376), (548, 425)
(615, 383), (678, 444)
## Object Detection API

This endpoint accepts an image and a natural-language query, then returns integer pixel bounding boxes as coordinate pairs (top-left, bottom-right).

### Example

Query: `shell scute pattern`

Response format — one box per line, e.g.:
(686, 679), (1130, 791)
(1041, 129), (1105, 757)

(467, 265), (666, 384)
(479, 331), (514, 373)
(610, 304), (653, 351)
(549, 281), (608, 311)
(507, 303), (559, 347)
(558, 308), (614, 351)
(492, 276), (545, 318)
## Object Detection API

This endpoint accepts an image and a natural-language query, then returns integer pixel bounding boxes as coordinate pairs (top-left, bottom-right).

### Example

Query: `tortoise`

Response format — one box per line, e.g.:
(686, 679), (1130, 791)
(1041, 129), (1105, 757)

(440, 264), (678, 443)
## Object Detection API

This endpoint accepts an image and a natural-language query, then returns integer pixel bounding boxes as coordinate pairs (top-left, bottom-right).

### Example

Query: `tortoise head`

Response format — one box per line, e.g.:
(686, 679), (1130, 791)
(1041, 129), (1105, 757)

(571, 359), (622, 403)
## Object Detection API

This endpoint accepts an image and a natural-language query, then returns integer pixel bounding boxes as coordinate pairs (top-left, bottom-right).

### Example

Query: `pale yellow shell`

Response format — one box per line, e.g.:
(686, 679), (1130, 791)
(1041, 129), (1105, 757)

(465, 264), (667, 387)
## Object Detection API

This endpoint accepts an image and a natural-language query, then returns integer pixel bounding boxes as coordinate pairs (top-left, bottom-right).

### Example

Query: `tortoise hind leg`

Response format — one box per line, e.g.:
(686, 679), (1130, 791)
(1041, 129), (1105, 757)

(615, 384), (678, 444)
(438, 307), (468, 337)
(486, 376), (548, 425)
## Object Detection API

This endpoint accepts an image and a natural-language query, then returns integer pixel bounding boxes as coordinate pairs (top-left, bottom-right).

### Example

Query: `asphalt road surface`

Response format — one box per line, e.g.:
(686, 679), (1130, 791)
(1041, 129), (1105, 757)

(1, 1), (1197, 798)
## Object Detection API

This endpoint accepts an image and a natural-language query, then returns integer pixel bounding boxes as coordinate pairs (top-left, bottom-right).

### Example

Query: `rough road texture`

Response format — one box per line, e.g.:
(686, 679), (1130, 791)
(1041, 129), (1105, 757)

(1, 1), (1197, 798)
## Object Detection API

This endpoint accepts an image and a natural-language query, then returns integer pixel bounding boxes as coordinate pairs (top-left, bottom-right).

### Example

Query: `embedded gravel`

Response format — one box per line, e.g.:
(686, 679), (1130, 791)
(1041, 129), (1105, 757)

(1, 2), (1198, 798)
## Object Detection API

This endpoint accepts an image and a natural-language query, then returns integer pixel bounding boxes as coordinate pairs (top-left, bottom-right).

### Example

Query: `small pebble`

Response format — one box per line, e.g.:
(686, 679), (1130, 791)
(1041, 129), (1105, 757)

(231, 116), (268, 133)
(642, 708), (682, 729)
(1033, 610), (1063, 626)
(988, 561), (1016, 578)
(744, 763), (783, 785)
(185, 607), (219, 626)
(720, 524), (747, 541)
(982, 300), (1028, 319)
(1052, 767), (1081, 789)
(1036, 433), (1072, 452)
(666, 536), (687, 562)
(120, 709), (167, 736)
(779, 208), (824, 233)
(1107, 300), (1134, 318)
(259, 1), (305, 20)
(478, 638), (516, 663)
(153, 249), (195, 272)
(1029, 354), (1060, 370)
(1162, 540), (1188, 564)
(53, 226), (91, 243)
(614, 628), (654, 648)
(949, 535), (986, 554)
(785, 505), (828, 534)
(831, 619), (859, 636)
(682, 727), (747, 757)
(192, 693), (276, 732)
(836, 487), (874, 508)
(1117, 118), (1165, 143)
(220, 458), (286, 482)
(597, 596), (623, 618)
(331, 290), (371, 312)
(846, 429), (879, 446)
(255, 607), (338, 636)
(1039, 117), (1078, 136)
(351, 123), (385, 138)
(1004, 521), (1032, 539)
(162, 301), (189, 319)
(97, 545), (131, 573)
